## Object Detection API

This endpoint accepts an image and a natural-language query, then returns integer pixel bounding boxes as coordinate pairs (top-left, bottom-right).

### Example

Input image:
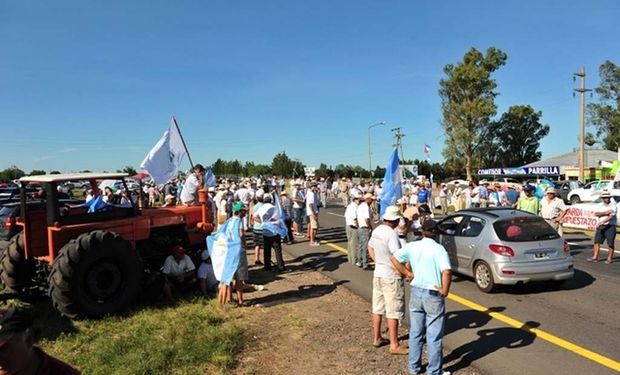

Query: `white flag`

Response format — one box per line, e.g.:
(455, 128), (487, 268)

(140, 119), (187, 185)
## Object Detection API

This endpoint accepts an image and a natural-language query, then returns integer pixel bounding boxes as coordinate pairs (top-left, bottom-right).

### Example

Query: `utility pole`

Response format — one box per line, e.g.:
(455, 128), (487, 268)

(391, 127), (405, 161)
(368, 122), (385, 179)
(573, 67), (592, 182)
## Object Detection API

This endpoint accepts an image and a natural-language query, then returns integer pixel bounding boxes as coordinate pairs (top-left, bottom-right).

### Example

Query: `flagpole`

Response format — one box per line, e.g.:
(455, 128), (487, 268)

(172, 116), (195, 170)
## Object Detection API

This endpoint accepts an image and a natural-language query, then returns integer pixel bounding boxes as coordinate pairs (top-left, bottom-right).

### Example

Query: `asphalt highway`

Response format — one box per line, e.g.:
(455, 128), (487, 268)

(282, 202), (620, 375)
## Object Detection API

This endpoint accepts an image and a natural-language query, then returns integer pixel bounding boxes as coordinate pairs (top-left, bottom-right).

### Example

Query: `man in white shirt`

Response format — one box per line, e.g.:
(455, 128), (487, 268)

(368, 206), (407, 355)
(257, 194), (287, 272)
(344, 192), (362, 264)
(292, 182), (305, 236)
(590, 190), (617, 264)
(539, 187), (567, 235)
(306, 183), (320, 246)
(356, 193), (374, 269)
(180, 164), (205, 205)
(162, 245), (196, 303)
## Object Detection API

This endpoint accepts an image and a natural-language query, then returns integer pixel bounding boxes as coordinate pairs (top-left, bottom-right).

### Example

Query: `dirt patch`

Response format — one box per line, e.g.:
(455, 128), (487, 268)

(231, 252), (482, 375)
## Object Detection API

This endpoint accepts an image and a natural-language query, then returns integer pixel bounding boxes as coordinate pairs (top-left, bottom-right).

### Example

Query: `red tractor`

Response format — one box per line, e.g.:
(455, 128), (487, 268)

(0, 173), (214, 318)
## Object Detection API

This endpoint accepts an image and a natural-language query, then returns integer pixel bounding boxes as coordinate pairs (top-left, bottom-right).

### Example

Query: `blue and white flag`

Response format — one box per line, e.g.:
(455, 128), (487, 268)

(82, 195), (111, 213)
(207, 217), (242, 284)
(380, 149), (402, 218)
(204, 168), (218, 187)
(139, 118), (187, 186)
(261, 192), (289, 238)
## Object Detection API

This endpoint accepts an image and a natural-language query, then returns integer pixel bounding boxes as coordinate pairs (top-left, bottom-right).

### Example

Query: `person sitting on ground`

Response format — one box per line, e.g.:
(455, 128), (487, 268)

(162, 245), (196, 303)
(0, 307), (81, 374)
(197, 250), (219, 296)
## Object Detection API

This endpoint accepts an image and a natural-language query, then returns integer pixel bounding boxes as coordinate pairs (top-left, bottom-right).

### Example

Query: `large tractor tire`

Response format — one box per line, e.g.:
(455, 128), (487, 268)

(49, 231), (141, 319)
(0, 234), (35, 293)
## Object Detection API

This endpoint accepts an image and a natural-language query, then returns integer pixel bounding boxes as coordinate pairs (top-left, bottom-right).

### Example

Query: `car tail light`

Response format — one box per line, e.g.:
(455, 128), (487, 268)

(489, 244), (514, 257)
(3, 218), (11, 229)
(563, 240), (570, 253)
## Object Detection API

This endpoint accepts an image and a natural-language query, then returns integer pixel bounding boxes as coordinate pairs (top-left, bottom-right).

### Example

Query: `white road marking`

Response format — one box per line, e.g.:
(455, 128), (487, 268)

(327, 212), (345, 218)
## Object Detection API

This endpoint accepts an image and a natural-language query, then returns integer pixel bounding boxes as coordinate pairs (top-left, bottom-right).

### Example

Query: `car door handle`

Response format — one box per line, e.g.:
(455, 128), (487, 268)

(468, 244), (476, 249)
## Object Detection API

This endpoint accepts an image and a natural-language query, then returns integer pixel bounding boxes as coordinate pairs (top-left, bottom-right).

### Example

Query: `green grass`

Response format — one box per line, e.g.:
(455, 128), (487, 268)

(32, 298), (243, 375)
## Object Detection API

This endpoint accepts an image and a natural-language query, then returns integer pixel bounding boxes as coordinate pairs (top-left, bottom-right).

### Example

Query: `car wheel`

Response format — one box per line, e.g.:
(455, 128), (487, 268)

(570, 195), (581, 205)
(474, 261), (496, 293)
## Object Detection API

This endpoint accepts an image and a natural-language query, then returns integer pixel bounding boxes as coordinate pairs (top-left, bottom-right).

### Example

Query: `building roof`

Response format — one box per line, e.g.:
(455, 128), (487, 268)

(523, 149), (618, 169)
(20, 172), (129, 183)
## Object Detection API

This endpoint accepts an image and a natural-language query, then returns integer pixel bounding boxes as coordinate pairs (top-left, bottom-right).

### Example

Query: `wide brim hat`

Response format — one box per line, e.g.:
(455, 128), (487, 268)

(383, 206), (403, 221)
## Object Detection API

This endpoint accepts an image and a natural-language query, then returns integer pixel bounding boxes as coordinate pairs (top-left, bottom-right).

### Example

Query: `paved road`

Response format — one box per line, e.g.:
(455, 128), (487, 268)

(282, 203), (620, 375)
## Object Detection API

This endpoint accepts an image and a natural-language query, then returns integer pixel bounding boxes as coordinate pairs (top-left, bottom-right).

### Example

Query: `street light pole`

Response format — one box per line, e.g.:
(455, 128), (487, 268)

(368, 122), (386, 179)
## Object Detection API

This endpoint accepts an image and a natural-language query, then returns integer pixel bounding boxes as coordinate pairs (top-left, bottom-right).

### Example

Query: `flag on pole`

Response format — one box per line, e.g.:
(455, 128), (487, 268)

(424, 144), (431, 154)
(379, 149), (402, 219)
(204, 168), (218, 187)
(207, 217), (243, 284)
(139, 118), (187, 186)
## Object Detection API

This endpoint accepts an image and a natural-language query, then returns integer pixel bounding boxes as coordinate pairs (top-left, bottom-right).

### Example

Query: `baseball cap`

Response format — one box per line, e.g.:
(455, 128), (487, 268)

(383, 206), (403, 221)
(171, 245), (185, 256)
(233, 202), (246, 213)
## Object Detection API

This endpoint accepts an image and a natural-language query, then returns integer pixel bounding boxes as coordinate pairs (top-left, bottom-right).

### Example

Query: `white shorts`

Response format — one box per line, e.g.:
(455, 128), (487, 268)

(372, 277), (405, 321)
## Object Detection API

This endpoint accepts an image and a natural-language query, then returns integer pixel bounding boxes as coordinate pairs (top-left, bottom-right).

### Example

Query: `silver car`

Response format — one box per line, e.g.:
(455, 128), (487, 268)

(437, 208), (574, 292)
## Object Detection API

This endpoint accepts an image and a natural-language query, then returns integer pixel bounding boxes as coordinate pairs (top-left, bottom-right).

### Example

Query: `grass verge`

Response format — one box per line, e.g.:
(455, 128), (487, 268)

(28, 298), (243, 375)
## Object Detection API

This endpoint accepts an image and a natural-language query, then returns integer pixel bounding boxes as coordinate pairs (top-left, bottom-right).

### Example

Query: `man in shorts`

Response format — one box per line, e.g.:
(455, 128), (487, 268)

(589, 190), (617, 264)
(368, 206), (408, 355)
(306, 182), (320, 246)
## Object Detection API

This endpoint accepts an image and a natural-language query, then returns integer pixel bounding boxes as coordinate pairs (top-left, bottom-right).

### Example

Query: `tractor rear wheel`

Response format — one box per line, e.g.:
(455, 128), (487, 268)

(0, 234), (35, 293)
(49, 231), (141, 319)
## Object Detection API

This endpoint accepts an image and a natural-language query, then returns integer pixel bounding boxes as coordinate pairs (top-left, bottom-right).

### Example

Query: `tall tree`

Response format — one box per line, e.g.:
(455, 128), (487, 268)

(0, 166), (26, 181)
(29, 169), (47, 176)
(439, 47), (507, 180)
(491, 105), (549, 166)
(271, 152), (294, 177)
(588, 60), (620, 150)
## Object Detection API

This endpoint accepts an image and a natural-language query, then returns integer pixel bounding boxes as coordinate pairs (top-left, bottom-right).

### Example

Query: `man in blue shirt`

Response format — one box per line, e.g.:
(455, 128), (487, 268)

(391, 220), (452, 375)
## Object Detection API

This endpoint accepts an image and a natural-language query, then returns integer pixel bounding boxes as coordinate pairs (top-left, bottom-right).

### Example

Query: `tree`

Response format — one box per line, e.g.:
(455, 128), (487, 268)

(0, 166), (26, 181)
(271, 152), (294, 177)
(50, 171), (61, 175)
(122, 166), (137, 175)
(490, 105), (549, 166)
(584, 132), (597, 148)
(29, 170), (47, 176)
(588, 60), (620, 150)
(439, 47), (508, 180)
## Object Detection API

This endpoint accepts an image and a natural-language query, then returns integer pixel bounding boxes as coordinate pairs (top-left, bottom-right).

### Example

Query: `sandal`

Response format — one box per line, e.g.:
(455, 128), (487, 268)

(389, 346), (409, 355)
(586, 258), (599, 262)
(372, 338), (389, 348)
(605, 260), (612, 264)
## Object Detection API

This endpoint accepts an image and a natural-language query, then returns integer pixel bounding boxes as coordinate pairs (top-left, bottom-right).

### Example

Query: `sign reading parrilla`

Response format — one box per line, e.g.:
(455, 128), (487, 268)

(477, 166), (560, 176)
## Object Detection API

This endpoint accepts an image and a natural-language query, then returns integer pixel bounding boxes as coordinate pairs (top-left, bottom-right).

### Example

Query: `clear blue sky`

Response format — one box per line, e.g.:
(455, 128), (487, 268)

(1, 0), (619, 174)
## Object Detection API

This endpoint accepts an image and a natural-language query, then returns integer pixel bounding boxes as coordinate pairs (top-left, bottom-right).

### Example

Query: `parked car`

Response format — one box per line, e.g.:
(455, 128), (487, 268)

(567, 180), (620, 204)
(481, 177), (522, 188)
(554, 180), (584, 204)
(0, 199), (82, 241)
(436, 207), (574, 292)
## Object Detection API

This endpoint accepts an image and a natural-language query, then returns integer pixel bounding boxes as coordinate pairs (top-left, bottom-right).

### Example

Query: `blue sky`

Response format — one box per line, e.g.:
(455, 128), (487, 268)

(1, 0), (619, 174)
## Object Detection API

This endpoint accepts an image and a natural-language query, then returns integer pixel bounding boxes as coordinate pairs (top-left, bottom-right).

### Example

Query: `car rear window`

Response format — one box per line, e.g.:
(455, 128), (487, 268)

(493, 216), (559, 242)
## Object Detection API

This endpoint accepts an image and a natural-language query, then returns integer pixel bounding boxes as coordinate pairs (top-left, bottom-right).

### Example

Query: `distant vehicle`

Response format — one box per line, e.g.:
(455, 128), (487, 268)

(436, 208), (574, 292)
(446, 179), (469, 192)
(481, 177), (522, 188)
(567, 180), (620, 204)
(554, 180), (584, 204)
(0, 199), (81, 241)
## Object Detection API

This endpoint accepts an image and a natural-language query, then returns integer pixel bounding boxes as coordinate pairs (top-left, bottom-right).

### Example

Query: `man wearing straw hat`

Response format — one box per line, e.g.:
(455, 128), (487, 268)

(540, 187), (567, 235)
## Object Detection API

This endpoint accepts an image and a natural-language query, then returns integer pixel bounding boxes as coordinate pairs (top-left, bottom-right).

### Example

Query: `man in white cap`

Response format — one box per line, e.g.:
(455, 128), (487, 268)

(368, 205), (408, 355)
(589, 189), (617, 264)
(540, 187), (567, 235)
(344, 191), (362, 264)
(356, 193), (375, 269)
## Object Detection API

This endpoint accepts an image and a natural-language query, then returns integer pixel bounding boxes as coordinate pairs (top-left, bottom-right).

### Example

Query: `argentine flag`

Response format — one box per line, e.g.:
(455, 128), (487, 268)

(261, 191), (289, 238)
(380, 149), (402, 218)
(207, 217), (242, 284)
(204, 168), (218, 187)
